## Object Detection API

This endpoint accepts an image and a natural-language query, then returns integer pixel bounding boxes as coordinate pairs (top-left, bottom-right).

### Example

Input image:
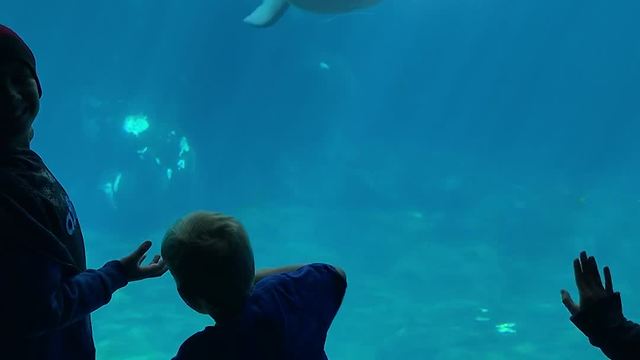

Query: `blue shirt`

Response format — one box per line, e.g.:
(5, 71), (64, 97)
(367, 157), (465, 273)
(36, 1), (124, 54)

(0, 149), (128, 360)
(174, 263), (347, 360)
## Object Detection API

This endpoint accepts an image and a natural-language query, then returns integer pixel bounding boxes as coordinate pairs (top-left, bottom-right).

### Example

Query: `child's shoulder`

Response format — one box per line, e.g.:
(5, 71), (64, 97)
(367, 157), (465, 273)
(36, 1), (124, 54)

(174, 326), (218, 359)
(260, 263), (347, 298)
(287, 263), (345, 282)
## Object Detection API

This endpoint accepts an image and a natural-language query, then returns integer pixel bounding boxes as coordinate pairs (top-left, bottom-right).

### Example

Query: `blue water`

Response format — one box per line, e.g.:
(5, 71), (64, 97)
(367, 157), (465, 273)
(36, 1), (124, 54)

(4, 0), (640, 358)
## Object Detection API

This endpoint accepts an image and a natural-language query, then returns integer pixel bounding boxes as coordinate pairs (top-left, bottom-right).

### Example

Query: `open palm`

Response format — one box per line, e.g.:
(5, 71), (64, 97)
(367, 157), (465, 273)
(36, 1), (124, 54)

(561, 251), (614, 315)
(119, 240), (169, 282)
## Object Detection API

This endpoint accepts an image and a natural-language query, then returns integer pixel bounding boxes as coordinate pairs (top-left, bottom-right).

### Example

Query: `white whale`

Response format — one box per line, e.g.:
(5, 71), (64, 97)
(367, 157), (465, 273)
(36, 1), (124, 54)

(244, 0), (380, 27)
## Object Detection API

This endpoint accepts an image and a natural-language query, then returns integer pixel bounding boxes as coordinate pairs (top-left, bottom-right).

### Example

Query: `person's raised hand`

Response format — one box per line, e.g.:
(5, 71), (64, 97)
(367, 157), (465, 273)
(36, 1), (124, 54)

(119, 240), (169, 282)
(561, 251), (614, 316)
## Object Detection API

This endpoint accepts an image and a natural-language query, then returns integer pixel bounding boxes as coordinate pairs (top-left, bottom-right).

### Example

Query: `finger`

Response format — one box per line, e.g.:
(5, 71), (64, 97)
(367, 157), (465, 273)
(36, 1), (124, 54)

(561, 289), (579, 315)
(579, 251), (588, 272)
(140, 259), (167, 272)
(151, 254), (161, 264)
(588, 256), (604, 290)
(137, 254), (147, 266)
(573, 258), (586, 293)
(158, 260), (169, 272)
(140, 260), (169, 278)
(157, 262), (169, 275)
(604, 266), (614, 294)
(578, 251), (592, 288)
(132, 240), (153, 259)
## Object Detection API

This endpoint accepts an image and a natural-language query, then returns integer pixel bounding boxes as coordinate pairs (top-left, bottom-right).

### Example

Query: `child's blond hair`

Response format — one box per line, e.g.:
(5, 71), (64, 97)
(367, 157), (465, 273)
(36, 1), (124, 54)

(161, 211), (255, 316)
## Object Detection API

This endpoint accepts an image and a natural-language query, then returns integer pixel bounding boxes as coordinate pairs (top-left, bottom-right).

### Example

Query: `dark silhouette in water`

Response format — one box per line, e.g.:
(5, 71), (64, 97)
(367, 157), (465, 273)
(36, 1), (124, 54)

(0, 25), (168, 359)
(562, 251), (640, 359)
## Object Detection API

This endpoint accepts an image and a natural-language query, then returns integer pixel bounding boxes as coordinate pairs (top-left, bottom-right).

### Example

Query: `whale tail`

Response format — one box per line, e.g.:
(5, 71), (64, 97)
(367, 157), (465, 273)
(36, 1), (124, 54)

(244, 0), (290, 27)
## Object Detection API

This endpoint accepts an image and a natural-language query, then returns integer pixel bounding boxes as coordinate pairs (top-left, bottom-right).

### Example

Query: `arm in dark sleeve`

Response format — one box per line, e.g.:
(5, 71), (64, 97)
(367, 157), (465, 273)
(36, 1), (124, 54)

(571, 292), (640, 360)
(283, 263), (347, 328)
(0, 247), (128, 337)
(0, 189), (129, 337)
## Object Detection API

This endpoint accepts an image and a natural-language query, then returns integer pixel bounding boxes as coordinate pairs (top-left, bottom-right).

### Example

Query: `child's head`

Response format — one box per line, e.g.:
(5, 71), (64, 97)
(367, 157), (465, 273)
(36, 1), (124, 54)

(161, 211), (255, 321)
(0, 25), (42, 147)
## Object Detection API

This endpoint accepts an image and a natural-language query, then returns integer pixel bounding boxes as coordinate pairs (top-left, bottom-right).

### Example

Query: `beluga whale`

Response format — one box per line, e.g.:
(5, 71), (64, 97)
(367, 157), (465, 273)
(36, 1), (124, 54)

(244, 0), (380, 27)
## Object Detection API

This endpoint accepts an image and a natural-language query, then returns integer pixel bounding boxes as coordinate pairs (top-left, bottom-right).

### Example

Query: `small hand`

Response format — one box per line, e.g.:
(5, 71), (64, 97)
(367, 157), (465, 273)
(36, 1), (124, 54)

(119, 240), (169, 282)
(561, 251), (614, 315)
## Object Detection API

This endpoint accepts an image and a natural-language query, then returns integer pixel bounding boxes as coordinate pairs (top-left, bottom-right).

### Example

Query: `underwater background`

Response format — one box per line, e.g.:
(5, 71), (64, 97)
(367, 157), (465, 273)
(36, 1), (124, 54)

(4, 0), (640, 358)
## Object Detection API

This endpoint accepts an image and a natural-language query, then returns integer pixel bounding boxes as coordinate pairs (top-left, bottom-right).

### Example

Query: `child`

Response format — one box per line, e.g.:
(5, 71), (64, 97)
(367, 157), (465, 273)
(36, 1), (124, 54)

(561, 251), (640, 359)
(0, 24), (168, 359)
(161, 211), (348, 359)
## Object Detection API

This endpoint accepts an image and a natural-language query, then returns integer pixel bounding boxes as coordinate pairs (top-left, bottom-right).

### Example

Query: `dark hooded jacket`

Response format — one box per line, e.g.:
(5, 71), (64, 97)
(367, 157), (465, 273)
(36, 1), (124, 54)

(0, 148), (128, 360)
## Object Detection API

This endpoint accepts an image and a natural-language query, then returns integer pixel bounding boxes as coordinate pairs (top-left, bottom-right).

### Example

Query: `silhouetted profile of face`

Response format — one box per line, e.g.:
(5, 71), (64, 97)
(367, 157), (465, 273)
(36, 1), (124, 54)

(0, 61), (40, 145)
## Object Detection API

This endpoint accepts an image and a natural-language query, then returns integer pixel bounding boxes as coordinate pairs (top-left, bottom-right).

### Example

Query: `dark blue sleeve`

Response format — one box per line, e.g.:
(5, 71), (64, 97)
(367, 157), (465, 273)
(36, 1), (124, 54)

(571, 292), (640, 359)
(282, 263), (347, 328)
(0, 248), (128, 337)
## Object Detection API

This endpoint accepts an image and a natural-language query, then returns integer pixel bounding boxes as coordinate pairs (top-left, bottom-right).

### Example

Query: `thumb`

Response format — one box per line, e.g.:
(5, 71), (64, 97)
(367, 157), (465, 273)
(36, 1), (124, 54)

(561, 289), (579, 315)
